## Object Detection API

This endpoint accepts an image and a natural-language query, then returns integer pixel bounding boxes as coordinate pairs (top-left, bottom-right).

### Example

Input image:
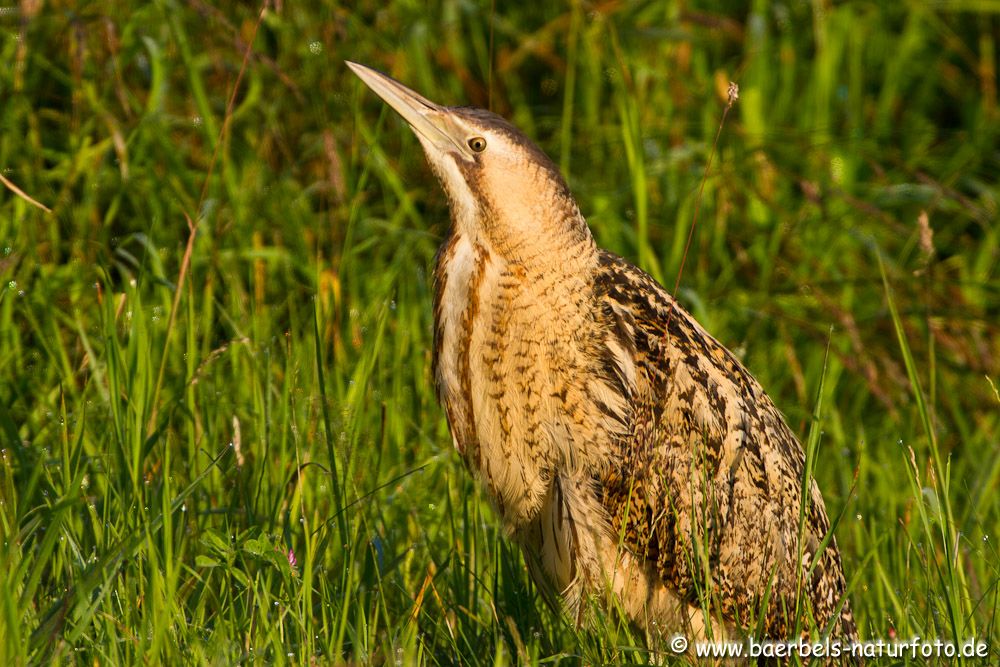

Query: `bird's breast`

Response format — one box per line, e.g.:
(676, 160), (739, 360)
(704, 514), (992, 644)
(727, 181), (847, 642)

(432, 232), (625, 529)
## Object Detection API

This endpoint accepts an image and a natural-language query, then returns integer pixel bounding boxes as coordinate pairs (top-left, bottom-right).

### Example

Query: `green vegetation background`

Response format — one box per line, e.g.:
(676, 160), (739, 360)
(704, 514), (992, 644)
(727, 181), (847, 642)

(1, 1), (997, 664)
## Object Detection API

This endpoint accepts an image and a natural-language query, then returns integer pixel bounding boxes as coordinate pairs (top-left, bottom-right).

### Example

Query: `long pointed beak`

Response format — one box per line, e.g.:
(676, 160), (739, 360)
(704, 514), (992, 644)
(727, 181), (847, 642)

(346, 61), (472, 160)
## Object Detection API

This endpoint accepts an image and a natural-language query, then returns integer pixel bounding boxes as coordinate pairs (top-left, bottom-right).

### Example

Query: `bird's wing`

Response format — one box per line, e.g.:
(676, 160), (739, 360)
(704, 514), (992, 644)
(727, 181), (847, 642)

(592, 250), (856, 640)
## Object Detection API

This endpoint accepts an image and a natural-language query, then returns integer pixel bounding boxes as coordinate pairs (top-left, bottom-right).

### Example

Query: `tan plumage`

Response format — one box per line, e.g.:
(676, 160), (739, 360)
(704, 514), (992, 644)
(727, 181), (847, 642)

(348, 62), (858, 649)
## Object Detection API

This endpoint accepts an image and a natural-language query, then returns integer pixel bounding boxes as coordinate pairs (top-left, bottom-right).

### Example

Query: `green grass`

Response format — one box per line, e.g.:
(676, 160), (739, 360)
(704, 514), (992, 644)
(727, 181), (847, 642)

(1, 1), (998, 664)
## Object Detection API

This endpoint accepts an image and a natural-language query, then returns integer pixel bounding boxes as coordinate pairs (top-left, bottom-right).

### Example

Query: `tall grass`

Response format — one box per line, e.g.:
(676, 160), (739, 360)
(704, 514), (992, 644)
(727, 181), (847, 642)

(0, 1), (997, 664)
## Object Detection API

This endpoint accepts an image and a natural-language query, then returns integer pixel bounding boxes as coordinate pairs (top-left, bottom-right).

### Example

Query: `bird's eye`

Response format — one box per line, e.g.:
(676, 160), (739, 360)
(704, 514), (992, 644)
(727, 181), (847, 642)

(467, 137), (487, 152)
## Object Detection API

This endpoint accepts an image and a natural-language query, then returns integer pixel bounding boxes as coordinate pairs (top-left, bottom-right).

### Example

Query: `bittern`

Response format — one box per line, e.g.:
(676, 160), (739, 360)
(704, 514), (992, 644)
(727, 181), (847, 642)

(347, 61), (858, 648)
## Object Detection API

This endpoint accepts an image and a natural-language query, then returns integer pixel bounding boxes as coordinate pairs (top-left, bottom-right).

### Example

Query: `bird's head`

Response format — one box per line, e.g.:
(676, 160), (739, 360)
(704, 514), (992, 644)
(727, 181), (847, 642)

(348, 61), (592, 259)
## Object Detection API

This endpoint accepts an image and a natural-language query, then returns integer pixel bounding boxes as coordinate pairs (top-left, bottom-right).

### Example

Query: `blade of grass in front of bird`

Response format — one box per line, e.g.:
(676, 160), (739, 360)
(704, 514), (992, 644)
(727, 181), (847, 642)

(793, 327), (832, 637)
(879, 253), (972, 647)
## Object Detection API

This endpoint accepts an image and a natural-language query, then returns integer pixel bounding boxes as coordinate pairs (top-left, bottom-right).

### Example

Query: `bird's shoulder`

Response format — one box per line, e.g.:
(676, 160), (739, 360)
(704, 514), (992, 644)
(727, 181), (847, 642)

(591, 248), (807, 487)
(592, 250), (776, 426)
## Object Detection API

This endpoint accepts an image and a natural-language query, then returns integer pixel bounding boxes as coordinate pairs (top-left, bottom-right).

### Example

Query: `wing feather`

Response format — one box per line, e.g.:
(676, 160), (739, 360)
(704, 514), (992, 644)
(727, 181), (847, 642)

(593, 250), (857, 640)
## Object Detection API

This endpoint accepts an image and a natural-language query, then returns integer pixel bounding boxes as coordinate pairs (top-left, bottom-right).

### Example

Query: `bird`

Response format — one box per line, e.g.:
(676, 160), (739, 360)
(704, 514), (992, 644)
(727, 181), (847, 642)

(347, 61), (858, 651)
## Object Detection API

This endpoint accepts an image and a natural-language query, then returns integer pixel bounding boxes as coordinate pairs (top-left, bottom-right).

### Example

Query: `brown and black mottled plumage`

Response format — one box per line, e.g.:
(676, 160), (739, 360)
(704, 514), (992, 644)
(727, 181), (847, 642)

(348, 62), (858, 651)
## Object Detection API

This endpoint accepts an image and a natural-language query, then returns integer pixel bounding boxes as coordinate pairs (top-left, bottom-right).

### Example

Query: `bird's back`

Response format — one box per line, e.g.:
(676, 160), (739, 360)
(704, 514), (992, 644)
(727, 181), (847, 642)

(593, 249), (858, 641)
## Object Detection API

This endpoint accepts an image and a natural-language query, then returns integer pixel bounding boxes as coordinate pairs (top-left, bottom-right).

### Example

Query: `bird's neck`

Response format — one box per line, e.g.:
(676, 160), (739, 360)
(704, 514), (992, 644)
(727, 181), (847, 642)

(450, 188), (597, 278)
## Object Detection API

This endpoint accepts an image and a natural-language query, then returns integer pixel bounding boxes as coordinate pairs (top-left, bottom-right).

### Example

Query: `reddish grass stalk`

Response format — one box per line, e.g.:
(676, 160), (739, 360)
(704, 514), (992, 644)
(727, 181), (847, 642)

(664, 82), (739, 335)
(0, 172), (51, 213)
(147, 0), (270, 435)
